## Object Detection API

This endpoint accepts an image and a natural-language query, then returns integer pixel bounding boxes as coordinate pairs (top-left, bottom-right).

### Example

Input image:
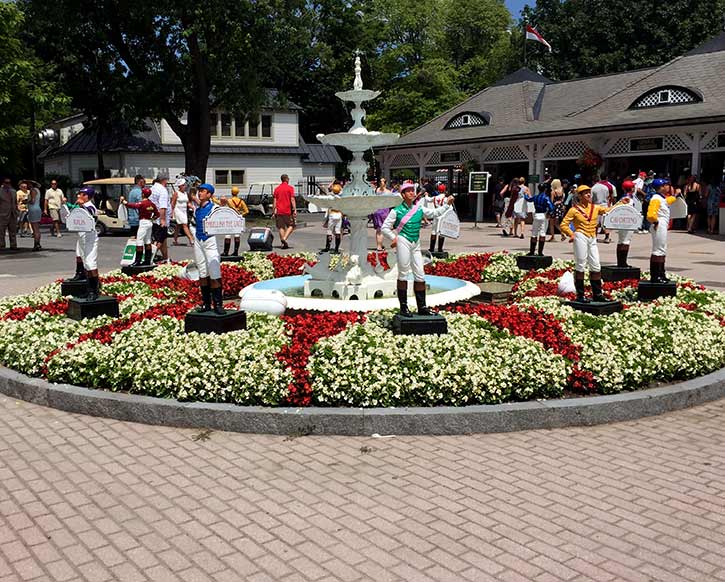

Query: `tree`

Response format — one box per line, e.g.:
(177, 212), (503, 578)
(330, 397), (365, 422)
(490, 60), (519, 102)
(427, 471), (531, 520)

(24, 0), (306, 178)
(521, 0), (725, 80)
(0, 3), (68, 176)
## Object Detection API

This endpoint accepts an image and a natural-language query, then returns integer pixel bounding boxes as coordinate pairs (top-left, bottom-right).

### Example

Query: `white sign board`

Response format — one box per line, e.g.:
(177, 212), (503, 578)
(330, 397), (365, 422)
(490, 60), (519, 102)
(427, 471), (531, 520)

(65, 208), (95, 232)
(603, 204), (642, 231)
(438, 208), (461, 239)
(60, 204), (70, 224)
(204, 207), (245, 235)
(117, 203), (128, 226)
(669, 197), (688, 220)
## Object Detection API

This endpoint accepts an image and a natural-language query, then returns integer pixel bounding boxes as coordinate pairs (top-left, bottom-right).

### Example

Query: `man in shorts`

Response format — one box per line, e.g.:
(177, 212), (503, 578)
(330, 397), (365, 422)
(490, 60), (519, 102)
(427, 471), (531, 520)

(150, 173), (170, 262)
(44, 179), (65, 237)
(273, 174), (296, 249)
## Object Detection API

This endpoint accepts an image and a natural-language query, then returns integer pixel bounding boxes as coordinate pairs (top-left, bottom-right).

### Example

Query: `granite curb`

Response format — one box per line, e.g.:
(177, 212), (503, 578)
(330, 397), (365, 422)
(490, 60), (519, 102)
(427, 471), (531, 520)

(1, 366), (724, 436)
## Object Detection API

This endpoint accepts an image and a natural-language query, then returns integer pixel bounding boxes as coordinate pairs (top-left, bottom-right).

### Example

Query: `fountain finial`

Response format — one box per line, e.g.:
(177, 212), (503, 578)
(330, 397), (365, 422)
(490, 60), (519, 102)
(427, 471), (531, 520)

(353, 52), (363, 91)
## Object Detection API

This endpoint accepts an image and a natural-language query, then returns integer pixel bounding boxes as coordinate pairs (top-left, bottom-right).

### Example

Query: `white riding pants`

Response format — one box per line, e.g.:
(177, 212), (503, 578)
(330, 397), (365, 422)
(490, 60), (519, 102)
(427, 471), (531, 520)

(573, 231), (600, 272)
(616, 228), (634, 246)
(137, 219), (153, 245)
(532, 213), (548, 238)
(650, 221), (667, 257)
(193, 236), (221, 279)
(327, 212), (342, 235)
(76, 231), (98, 271)
(396, 236), (425, 282)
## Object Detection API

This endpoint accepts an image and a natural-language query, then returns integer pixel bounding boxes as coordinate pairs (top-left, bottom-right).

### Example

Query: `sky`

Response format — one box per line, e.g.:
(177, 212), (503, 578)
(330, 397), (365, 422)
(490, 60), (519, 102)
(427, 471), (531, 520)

(505, 0), (528, 19)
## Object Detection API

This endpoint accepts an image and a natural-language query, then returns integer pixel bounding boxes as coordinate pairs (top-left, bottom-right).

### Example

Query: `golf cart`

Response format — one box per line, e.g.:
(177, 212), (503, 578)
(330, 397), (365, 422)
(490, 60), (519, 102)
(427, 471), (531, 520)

(82, 177), (176, 236)
(243, 183), (276, 216)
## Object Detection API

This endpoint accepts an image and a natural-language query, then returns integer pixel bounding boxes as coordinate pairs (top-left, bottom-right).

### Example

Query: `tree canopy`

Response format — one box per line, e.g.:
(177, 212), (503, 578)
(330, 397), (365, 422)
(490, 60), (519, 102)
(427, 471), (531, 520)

(521, 0), (725, 80)
(0, 3), (68, 176)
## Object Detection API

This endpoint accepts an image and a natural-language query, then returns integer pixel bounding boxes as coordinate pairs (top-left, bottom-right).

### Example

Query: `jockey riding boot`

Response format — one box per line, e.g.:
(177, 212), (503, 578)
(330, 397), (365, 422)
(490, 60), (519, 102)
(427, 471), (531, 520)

(537, 237), (545, 256)
(397, 280), (412, 317)
(616, 244), (629, 268)
(87, 276), (99, 302)
(649, 255), (661, 282)
(211, 286), (225, 315)
(131, 246), (143, 266)
(414, 280), (433, 316)
(437, 236), (445, 253)
(233, 237), (240, 256)
(142, 245), (152, 265)
(429, 235), (436, 253)
(528, 237), (537, 256)
(222, 238), (231, 256)
(70, 258), (87, 281)
(590, 274), (606, 302)
(574, 272), (588, 303)
(199, 284), (212, 312)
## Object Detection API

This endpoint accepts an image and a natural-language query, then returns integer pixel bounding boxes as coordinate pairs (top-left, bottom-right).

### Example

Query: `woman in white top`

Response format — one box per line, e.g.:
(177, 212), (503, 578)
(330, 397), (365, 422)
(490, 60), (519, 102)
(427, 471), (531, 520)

(171, 178), (194, 245)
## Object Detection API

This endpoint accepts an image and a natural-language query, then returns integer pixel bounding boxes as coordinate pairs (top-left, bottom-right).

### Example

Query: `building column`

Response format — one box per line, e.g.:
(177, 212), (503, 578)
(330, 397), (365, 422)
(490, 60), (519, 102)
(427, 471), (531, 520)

(691, 132), (702, 178)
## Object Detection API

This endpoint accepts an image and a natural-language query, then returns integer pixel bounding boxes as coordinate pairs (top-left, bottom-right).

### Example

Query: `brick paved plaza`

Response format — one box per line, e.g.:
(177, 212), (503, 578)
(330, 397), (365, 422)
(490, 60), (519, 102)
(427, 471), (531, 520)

(2, 393), (725, 582)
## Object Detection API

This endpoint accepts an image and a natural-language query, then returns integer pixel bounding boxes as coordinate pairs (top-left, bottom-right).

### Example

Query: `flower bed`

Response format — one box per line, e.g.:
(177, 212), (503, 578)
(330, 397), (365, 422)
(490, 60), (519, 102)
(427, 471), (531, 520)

(1, 252), (724, 407)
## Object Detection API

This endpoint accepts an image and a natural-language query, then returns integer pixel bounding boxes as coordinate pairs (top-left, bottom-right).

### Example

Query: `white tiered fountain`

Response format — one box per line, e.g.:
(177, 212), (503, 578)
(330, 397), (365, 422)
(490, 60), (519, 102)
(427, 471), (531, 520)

(239, 53), (480, 312)
(302, 52), (403, 301)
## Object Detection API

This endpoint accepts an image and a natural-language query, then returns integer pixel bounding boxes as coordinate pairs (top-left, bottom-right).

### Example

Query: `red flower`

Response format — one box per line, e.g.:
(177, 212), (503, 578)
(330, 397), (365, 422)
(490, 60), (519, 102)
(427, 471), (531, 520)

(276, 311), (365, 406)
(425, 253), (492, 283)
(268, 253), (316, 278)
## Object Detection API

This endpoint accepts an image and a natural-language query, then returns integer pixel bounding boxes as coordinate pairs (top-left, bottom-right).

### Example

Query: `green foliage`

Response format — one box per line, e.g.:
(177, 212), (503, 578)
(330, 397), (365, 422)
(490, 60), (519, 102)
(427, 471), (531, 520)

(0, 3), (69, 174)
(522, 0), (725, 80)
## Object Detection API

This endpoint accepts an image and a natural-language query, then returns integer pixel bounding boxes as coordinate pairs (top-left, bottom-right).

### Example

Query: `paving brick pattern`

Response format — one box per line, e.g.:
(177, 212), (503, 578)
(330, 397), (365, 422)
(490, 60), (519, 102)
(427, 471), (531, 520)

(1, 395), (725, 581)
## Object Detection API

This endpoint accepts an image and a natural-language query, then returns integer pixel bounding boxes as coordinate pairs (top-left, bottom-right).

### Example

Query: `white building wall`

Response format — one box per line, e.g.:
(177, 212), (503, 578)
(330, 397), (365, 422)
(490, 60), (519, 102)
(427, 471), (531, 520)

(160, 111), (299, 147)
(273, 112), (299, 146)
(302, 163), (336, 185)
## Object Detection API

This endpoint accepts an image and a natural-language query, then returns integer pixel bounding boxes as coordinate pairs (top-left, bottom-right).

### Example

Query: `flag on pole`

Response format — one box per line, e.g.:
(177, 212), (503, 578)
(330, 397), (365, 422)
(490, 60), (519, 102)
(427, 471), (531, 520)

(525, 25), (552, 52)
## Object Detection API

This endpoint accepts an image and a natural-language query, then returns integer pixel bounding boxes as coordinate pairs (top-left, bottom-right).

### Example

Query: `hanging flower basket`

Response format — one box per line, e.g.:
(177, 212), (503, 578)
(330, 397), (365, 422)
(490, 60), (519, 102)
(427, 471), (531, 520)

(577, 147), (603, 170)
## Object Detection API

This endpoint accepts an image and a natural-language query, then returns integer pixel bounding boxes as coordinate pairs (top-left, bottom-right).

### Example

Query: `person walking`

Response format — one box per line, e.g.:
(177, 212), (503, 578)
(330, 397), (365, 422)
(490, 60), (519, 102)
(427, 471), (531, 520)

(684, 175), (701, 234)
(171, 177), (194, 246)
(0, 178), (18, 250)
(502, 178), (520, 237)
(492, 176), (507, 228)
(273, 174), (296, 249)
(126, 175), (145, 236)
(548, 178), (565, 241)
(372, 178), (391, 251)
(706, 177), (721, 235)
(16, 182), (31, 237)
(44, 179), (65, 237)
(513, 177), (528, 239)
(150, 173), (171, 262)
(591, 173), (616, 243)
(27, 184), (43, 251)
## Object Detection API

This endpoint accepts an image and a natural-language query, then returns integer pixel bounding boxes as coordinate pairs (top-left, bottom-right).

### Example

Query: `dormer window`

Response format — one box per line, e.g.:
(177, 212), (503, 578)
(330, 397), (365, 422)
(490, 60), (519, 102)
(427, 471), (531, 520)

(445, 111), (490, 129)
(630, 86), (702, 109)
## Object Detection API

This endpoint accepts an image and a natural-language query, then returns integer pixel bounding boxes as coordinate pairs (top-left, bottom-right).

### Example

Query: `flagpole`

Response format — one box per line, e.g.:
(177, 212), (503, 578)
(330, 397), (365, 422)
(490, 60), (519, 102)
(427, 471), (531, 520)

(523, 21), (527, 68)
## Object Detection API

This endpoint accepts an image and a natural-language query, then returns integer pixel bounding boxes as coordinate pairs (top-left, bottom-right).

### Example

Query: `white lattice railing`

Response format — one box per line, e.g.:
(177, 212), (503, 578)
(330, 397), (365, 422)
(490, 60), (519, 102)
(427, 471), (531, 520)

(484, 145), (527, 162)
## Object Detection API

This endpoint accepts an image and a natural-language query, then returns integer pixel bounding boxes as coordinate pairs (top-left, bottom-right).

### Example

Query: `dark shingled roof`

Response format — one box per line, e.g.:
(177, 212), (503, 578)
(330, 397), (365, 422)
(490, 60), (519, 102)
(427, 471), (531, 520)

(392, 31), (725, 149)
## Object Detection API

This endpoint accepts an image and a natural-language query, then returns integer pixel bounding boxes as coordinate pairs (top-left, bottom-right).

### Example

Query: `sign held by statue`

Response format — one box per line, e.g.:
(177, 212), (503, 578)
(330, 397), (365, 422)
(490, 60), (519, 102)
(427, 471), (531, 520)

(438, 208), (461, 239)
(65, 208), (96, 232)
(204, 207), (245, 236)
(603, 204), (642, 231)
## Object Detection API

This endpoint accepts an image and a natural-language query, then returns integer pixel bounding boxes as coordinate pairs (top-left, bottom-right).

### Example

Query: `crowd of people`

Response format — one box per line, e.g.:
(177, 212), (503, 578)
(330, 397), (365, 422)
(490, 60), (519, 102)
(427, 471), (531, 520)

(491, 170), (723, 244)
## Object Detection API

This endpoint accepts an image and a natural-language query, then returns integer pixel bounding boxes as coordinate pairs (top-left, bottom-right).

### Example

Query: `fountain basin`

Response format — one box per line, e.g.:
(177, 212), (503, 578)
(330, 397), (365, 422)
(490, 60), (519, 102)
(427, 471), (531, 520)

(319, 132), (400, 150)
(303, 194), (401, 217)
(240, 275), (481, 312)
